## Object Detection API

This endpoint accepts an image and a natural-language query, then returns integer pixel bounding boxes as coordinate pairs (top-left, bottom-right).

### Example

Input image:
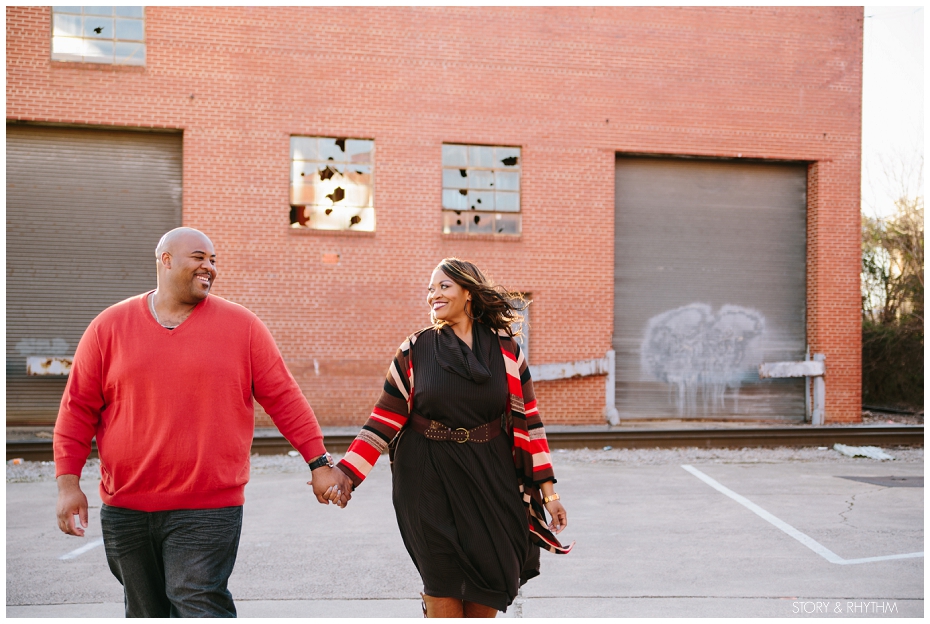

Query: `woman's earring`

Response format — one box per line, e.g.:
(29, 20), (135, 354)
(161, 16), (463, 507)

(465, 301), (478, 320)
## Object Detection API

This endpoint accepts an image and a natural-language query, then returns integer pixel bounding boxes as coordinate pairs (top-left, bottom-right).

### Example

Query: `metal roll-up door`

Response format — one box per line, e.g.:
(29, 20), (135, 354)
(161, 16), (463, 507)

(614, 157), (807, 422)
(6, 125), (182, 425)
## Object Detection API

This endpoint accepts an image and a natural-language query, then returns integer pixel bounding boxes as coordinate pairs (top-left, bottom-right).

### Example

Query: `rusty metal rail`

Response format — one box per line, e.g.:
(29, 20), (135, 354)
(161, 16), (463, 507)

(7, 426), (923, 462)
(543, 426), (924, 450)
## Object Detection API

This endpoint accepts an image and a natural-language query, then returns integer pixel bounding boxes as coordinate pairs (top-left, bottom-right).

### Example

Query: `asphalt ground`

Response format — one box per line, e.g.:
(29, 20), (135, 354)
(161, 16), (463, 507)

(6, 447), (924, 619)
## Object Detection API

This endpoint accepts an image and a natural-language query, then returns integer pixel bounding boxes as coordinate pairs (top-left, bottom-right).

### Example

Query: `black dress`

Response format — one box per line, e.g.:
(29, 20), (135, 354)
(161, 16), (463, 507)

(390, 323), (539, 612)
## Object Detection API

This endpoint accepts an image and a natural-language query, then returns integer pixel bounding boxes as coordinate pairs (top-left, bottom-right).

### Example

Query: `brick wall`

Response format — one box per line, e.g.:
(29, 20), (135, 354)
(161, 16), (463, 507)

(6, 6), (863, 425)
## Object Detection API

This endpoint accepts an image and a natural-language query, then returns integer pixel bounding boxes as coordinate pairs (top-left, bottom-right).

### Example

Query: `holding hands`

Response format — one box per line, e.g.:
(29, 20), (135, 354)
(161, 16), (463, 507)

(308, 463), (353, 508)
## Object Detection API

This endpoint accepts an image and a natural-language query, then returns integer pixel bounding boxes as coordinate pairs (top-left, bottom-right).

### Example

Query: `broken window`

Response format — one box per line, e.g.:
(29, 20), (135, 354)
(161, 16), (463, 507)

(510, 294), (530, 362)
(51, 6), (146, 65)
(289, 136), (375, 232)
(442, 144), (521, 235)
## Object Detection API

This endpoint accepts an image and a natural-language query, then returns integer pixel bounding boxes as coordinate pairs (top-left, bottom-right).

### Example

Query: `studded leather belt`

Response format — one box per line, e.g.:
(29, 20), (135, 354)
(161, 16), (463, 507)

(409, 412), (503, 444)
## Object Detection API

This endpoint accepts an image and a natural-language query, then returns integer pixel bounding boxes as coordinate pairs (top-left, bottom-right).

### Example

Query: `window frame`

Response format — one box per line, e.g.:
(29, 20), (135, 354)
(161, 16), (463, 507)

(441, 143), (522, 236)
(50, 6), (146, 66)
(288, 135), (376, 233)
(511, 294), (531, 362)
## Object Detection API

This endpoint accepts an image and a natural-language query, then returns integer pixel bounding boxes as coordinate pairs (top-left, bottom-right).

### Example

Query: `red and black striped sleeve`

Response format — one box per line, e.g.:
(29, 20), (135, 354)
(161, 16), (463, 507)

(336, 338), (413, 487)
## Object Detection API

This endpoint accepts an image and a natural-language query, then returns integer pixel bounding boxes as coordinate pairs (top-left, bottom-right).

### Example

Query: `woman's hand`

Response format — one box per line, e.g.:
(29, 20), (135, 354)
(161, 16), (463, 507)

(308, 466), (353, 508)
(544, 499), (567, 533)
(323, 484), (351, 508)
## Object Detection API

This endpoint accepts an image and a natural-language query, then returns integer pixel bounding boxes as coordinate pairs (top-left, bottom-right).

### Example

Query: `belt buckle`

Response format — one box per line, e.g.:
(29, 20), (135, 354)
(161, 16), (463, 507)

(455, 427), (470, 443)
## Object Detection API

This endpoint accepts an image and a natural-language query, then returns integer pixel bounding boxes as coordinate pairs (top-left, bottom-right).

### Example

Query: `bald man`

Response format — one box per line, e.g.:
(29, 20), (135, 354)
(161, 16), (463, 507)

(53, 227), (351, 617)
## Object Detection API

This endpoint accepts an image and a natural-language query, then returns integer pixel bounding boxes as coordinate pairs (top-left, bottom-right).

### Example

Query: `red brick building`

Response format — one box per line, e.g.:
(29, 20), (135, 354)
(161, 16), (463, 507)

(6, 6), (863, 427)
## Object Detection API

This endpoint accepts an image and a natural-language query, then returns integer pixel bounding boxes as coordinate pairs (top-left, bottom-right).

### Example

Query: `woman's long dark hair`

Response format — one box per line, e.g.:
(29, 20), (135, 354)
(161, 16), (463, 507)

(432, 257), (529, 337)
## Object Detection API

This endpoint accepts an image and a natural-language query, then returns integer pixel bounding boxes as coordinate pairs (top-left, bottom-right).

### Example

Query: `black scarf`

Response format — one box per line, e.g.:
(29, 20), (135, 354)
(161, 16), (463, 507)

(435, 323), (492, 384)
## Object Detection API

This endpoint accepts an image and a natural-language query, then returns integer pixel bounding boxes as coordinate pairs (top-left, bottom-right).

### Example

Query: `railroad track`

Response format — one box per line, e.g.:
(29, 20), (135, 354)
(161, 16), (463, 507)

(7, 425), (923, 461)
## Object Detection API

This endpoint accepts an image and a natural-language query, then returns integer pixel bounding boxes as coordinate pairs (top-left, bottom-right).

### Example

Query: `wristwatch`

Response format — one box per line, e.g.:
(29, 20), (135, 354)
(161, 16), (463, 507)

(307, 452), (334, 471)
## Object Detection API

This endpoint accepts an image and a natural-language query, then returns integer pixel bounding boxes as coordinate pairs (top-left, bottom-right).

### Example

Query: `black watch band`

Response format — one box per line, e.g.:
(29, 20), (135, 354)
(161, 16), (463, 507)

(307, 452), (334, 471)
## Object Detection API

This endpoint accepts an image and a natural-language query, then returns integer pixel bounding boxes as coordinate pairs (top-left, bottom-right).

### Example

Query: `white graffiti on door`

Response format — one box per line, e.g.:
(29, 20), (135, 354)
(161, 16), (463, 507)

(640, 303), (765, 416)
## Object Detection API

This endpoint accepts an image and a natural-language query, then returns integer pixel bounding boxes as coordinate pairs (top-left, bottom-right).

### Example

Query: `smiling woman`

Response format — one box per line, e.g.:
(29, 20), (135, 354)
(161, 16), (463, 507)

(427, 258), (528, 345)
(335, 257), (572, 618)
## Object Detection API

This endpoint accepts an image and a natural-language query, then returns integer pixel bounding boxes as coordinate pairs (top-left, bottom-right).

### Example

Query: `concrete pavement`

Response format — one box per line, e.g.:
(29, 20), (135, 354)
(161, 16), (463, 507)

(7, 452), (923, 618)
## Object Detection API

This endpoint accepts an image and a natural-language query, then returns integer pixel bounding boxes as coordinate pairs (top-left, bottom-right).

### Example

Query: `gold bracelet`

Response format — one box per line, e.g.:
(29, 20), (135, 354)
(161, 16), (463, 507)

(543, 493), (560, 504)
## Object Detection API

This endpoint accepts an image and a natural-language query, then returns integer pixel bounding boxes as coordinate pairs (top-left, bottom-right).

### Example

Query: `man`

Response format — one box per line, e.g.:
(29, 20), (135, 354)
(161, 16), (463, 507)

(54, 227), (352, 617)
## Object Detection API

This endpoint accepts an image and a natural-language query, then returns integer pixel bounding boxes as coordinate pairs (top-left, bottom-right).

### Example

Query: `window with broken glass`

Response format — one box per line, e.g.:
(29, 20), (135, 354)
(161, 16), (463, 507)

(51, 6), (146, 65)
(442, 144), (521, 235)
(289, 137), (374, 232)
(511, 294), (530, 362)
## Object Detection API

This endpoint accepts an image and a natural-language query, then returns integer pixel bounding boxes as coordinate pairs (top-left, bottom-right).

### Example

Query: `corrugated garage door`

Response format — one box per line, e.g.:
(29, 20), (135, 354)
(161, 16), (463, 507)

(614, 157), (807, 422)
(7, 125), (182, 424)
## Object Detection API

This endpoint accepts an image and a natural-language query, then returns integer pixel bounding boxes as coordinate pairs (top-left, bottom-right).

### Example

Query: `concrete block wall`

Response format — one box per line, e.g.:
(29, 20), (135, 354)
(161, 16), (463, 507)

(6, 6), (863, 425)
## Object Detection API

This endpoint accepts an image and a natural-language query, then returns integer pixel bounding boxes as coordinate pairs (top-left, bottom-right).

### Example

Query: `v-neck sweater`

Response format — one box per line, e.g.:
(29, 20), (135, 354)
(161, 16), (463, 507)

(53, 292), (326, 512)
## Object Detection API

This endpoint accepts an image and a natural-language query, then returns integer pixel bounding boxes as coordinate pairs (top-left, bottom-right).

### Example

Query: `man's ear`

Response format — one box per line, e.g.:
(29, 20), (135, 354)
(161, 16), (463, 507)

(159, 252), (172, 269)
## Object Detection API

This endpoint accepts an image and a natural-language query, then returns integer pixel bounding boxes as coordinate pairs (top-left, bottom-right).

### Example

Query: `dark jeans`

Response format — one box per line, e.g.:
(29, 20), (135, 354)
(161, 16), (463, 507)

(100, 504), (243, 618)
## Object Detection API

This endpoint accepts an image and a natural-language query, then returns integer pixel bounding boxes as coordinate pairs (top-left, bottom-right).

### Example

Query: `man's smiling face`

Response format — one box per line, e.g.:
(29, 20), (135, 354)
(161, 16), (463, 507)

(164, 231), (217, 304)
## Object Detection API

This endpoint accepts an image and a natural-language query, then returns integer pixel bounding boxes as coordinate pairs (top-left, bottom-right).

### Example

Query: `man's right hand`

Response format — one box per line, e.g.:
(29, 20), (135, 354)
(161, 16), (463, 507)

(56, 474), (88, 536)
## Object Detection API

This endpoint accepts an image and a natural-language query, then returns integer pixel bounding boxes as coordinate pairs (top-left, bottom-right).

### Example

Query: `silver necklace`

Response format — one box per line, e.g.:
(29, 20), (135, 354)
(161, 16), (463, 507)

(148, 293), (178, 329)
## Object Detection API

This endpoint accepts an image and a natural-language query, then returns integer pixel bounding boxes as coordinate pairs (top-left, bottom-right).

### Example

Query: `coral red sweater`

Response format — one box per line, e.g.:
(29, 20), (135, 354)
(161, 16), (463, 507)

(54, 292), (326, 512)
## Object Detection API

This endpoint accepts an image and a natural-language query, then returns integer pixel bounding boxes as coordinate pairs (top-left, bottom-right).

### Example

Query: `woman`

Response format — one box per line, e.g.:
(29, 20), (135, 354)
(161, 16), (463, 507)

(333, 258), (572, 618)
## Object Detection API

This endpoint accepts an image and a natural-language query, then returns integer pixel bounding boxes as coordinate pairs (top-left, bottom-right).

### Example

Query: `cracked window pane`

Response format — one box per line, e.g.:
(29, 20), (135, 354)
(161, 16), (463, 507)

(443, 168), (468, 189)
(510, 293), (529, 361)
(467, 190), (494, 211)
(443, 211), (467, 233)
(290, 136), (375, 232)
(317, 163), (346, 188)
(51, 7), (145, 65)
(495, 147), (520, 168)
(291, 161), (320, 184)
(346, 140), (372, 164)
(83, 16), (112, 38)
(442, 144), (520, 235)
(495, 213), (521, 234)
(290, 205), (310, 227)
(442, 189), (468, 210)
(469, 211), (495, 234)
(115, 41), (144, 65)
(299, 205), (375, 231)
(319, 138), (347, 162)
(346, 164), (371, 187)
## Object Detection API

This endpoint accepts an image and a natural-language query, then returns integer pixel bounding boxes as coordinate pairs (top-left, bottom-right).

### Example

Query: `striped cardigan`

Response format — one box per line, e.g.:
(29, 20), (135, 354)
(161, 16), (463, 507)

(337, 326), (574, 555)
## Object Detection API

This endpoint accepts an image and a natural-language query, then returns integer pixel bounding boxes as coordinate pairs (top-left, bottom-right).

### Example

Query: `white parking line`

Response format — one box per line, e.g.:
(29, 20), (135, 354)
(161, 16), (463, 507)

(681, 464), (924, 566)
(60, 537), (104, 560)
